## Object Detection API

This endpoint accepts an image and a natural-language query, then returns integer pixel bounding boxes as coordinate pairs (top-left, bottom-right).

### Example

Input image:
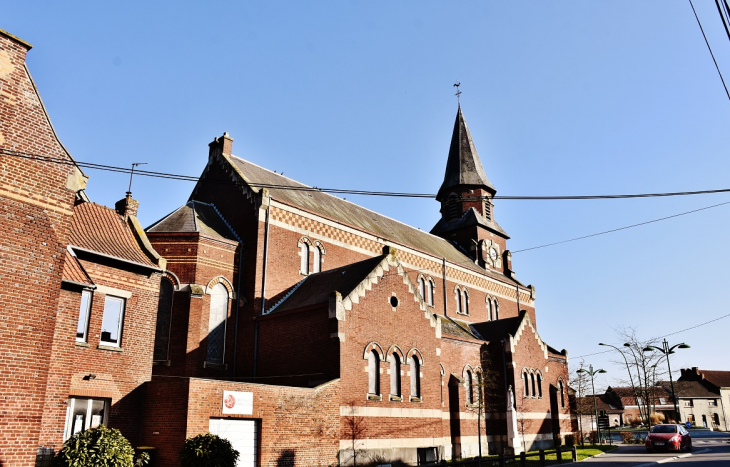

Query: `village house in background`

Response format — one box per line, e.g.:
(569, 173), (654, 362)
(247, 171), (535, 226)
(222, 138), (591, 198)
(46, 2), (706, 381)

(0, 27), (577, 467)
(676, 368), (730, 431)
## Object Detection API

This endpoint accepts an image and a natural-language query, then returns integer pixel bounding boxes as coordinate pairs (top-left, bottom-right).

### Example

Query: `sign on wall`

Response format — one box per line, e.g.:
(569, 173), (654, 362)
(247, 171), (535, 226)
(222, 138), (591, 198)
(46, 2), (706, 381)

(221, 390), (253, 415)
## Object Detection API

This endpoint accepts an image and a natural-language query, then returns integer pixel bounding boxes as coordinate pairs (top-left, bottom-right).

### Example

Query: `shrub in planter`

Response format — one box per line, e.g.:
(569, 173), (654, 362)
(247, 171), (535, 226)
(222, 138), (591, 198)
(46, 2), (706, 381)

(180, 432), (239, 467)
(564, 434), (576, 447)
(54, 425), (148, 467)
(619, 431), (635, 444)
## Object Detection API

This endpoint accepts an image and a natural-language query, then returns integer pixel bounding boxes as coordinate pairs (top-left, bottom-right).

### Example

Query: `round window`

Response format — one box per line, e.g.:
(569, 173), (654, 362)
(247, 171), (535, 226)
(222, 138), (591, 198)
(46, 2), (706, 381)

(389, 296), (399, 308)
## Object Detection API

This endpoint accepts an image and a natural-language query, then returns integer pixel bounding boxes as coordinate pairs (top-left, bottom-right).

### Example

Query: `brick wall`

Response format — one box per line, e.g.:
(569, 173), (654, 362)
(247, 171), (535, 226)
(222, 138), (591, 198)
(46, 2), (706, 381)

(0, 30), (80, 466)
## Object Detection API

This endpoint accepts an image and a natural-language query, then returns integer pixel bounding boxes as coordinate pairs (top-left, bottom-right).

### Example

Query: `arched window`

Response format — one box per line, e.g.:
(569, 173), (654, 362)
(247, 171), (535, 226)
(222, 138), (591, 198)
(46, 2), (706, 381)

(369, 349), (380, 395)
(455, 288), (462, 314)
(312, 245), (321, 273)
(558, 380), (565, 407)
(153, 278), (174, 361)
(418, 277), (426, 300)
(300, 242), (310, 274)
(531, 373), (536, 397)
(487, 299), (492, 321)
(494, 299), (499, 320)
(466, 370), (473, 404)
(463, 289), (469, 315)
(427, 279), (435, 306)
(390, 353), (401, 397)
(537, 374), (543, 398)
(524, 372), (530, 397)
(410, 356), (421, 399)
(207, 283), (228, 364)
(476, 372), (483, 405)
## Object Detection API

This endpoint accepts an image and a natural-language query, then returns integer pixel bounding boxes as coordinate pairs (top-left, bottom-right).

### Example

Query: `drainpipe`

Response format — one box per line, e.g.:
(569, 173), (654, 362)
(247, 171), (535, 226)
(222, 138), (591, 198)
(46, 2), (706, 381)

(442, 258), (448, 317)
(254, 193), (271, 378)
(516, 285), (520, 314)
(232, 244), (244, 377)
(501, 339), (510, 454)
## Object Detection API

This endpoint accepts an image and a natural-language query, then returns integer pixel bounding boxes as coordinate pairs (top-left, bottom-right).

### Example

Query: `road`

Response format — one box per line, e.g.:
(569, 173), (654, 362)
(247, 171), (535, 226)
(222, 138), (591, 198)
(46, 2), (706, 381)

(582, 431), (730, 466)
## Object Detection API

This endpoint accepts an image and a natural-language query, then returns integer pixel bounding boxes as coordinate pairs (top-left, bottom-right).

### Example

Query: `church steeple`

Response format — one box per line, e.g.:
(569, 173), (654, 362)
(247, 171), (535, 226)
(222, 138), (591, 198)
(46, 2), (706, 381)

(436, 106), (495, 202)
(431, 106), (509, 271)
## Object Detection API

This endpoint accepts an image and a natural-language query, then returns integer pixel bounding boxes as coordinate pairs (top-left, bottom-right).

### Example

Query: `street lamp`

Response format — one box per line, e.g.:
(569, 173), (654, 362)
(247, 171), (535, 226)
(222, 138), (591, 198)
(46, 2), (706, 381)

(577, 365), (607, 443)
(599, 342), (648, 426)
(643, 339), (690, 422)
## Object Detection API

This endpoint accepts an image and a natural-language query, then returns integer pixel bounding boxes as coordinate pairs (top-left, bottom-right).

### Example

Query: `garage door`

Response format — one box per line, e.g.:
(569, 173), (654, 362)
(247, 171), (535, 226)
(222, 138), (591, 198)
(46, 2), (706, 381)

(209, 418), (258, 467)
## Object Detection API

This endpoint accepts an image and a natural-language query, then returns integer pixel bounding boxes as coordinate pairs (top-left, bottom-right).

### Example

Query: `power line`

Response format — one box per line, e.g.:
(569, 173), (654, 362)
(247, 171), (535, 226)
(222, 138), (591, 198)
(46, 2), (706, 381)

(689, 0), (730, 102)
(4, 148), (730, 201)
(512, 200), (730, 253)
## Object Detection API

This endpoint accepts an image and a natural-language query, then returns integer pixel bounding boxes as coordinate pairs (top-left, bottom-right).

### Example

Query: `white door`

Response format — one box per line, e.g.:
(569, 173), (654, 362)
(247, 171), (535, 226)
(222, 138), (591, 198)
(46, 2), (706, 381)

(209, 418), (257, 467)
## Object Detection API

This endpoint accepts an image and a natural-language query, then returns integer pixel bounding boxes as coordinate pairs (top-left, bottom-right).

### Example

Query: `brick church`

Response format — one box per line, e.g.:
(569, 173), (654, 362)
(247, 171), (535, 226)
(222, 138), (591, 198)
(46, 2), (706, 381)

(0, 27), (575, 467)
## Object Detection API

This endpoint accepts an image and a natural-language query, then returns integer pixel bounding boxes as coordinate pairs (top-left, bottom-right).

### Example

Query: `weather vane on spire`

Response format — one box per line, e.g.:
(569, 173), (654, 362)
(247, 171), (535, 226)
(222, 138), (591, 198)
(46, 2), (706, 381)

(453, 81), (461, 105)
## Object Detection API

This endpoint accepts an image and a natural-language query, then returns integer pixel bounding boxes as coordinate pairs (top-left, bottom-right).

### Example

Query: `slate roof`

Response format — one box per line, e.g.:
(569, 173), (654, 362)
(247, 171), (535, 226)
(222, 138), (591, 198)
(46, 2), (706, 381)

(147, 200), (240, 242)
(470, 312), (524, 343)
(61, 251), (94, 287)
(431, 207), (509, 239)
(226, 155), (519, 286)
(439, 315), (483, 340)
(697, 370), (730, 388)
(266, 256), (385, 314)
(69, 202), (156, 267)
(658, 380), (719, 398)
(437, 106), (495, 200)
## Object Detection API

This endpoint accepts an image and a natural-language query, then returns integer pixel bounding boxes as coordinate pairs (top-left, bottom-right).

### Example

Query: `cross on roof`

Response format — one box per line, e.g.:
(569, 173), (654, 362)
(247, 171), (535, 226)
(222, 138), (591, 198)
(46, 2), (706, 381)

(453, 81), (462, 105)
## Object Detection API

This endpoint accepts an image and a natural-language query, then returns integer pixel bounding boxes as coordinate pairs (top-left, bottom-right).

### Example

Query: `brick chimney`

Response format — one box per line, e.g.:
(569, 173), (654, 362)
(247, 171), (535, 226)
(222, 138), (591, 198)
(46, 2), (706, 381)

(115, 192), (139, 219)
(208, 132), (234, 159)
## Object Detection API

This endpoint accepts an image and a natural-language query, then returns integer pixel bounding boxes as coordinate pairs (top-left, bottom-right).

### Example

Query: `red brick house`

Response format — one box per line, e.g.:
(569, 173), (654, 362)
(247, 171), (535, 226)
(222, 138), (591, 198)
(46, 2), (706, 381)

(143, 107), (577, 465)
(0, 28), (168, 466)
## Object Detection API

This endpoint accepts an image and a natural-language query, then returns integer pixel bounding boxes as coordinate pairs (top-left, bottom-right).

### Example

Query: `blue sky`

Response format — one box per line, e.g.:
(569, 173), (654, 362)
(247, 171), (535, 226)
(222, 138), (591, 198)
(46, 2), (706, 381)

(5, 1), (730, 390)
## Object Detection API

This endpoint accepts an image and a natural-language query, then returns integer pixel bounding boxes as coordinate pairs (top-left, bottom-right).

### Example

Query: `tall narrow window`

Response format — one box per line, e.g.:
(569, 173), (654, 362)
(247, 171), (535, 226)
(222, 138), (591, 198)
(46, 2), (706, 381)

(300, 242), (310, 274)
(537, 374), (543, 398)
(410, 356), (421, 399)
(455, 289), (462, 314)
(312, 245), (321, 273)
(390, 354), (401, 397)
(476, 372), (483, 405)
(207, 283), (228, 364)
(100, 296), (125, 347)
(531, 373), (536, 397)
(494, 300), (499, 320)
(466, 370), (473, 404)
(524, 372), (530, 396)
(428, 279), (435, 306)
(76, 290), (93, 342)
(418, 277), (426, 300)
(463, 290), (469, 315)
(558, 381), (565, 407)
(369, 350), (380, 395)
(153, 279), (174, 361)
(487, 299), (492, 321)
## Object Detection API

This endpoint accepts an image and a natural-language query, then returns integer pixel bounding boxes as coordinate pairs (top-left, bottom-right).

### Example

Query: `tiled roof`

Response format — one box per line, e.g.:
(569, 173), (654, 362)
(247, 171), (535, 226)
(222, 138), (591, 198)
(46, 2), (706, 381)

(225, 155), (520, 285)
(577, 395), (623, 413)
(697, 370), (730, 388)
(266, 256), (385, 314)
(146, 200), (239, 242)
(69, 202), (156, 267)
(61, 251), (94, 287)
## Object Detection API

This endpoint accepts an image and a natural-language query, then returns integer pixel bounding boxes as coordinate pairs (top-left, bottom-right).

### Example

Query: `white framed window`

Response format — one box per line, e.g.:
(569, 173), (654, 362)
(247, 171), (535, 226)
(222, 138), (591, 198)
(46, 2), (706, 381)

(300, 242), (310, 274)
(537, 374), (543, 398)
(153, 279), (174, 361)
(487, 299), (492, 321)
(76, 290), (93, 342)
(207, 283), (228, 364)
(390, 353), (401, 398)
(418, 277), (426, 300)
(64, 397), (109, 440)
(427, 279), (435, 306)
(100, 296), (125, 347)
(494, 299), (499, 320)
(368, 349), (380, 395)
(465, 370), (474, 404)
(312, 245), (321, 273)
(524, 372), (530, 397)
(410, 356), (421, 399)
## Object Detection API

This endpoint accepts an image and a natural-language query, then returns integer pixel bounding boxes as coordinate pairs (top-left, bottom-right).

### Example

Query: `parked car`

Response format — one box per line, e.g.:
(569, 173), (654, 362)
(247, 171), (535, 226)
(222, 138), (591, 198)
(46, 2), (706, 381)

(645, 424), (692, 452)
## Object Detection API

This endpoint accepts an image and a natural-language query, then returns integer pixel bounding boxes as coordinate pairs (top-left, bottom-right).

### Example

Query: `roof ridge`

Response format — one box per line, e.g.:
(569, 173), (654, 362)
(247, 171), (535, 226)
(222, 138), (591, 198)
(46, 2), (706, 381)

(265, 276), (308, 314)
(208, 203), (241, 242)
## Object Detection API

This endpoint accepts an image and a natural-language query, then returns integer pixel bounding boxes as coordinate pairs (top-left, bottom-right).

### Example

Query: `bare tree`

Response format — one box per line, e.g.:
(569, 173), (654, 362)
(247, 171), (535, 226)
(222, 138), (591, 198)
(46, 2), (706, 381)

(571, 360), (592, 445)
(608, 327), (666, 426)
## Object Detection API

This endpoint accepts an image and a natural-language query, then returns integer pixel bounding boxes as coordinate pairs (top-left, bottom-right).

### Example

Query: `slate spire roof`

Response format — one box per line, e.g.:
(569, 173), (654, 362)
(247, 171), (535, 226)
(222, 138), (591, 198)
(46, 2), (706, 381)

(436, 106), (495, 201)
(146, 200), (240, 242)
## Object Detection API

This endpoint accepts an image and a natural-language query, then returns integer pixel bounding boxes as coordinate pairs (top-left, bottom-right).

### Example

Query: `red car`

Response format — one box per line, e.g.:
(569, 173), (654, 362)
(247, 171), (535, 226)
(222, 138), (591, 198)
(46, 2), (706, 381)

(645, 424), (692, 452)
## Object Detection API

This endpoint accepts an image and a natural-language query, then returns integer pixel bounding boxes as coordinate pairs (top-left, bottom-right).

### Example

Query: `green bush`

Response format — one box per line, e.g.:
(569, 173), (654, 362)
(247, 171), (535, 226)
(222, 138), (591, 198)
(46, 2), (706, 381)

(180, 432), (239, 467)
(54, 425), (147, 467)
